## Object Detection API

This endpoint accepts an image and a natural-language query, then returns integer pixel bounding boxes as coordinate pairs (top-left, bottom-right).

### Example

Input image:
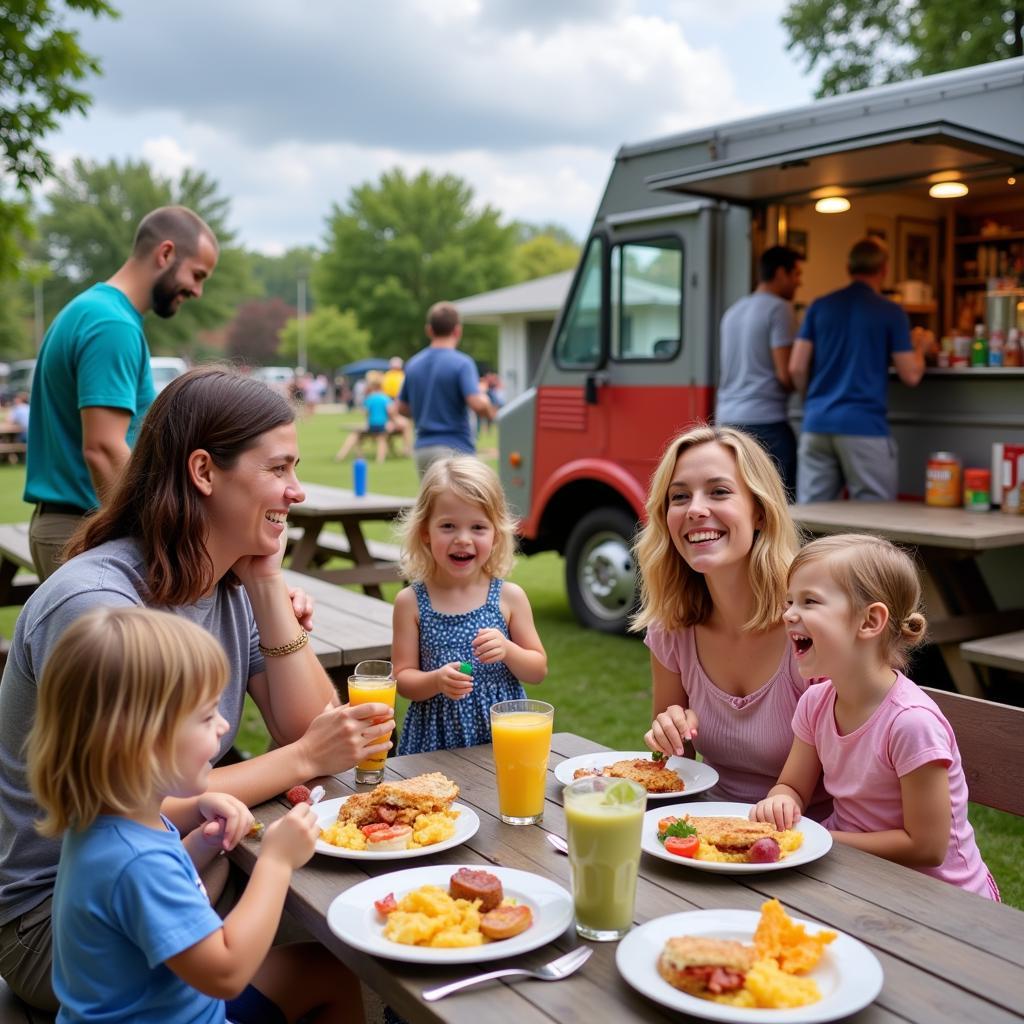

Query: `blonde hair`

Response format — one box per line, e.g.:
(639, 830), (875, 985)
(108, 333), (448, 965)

(397, 456), (516, 583)
(28, 607), (228, 836)
(365, 370), (383, 390)
(631, 424), (799, 634)
(788, 534), (927, 671)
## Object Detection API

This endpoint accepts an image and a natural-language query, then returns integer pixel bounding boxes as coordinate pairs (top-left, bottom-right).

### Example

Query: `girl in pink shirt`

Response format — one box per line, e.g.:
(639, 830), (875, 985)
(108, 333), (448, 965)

(753, 534), (999, 900)
(634, 425), (829, 815)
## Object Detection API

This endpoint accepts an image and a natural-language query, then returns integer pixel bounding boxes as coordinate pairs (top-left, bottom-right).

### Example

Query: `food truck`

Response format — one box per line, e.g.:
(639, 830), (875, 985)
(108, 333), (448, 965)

(499, 58), (1024, 633)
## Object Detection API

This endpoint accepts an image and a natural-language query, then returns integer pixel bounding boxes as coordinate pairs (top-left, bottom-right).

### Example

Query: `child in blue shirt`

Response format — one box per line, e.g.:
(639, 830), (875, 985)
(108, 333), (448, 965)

(28, 606), (358, 1023)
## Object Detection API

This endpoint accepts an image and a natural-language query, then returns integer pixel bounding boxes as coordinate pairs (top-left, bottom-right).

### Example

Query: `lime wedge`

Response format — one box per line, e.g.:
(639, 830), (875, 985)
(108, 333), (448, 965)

(601, 780), (638, 805)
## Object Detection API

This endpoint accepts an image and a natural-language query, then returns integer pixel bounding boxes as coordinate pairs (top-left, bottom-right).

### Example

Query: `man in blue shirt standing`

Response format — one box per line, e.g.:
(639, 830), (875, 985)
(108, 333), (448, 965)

(25, 206), (218, 578)
(789, 237), (925, 502)
(397, 302), (495, 478)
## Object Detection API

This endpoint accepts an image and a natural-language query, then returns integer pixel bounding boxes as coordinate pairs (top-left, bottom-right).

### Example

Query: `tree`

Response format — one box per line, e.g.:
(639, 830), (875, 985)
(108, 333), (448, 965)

(511, 234), (580, 283)
(1, 1), (117, 279)
(278, 306), (370, 373)
(37, 158), (255, 356)
(225, 297), (295, 367)
(314, 169), (517, 359)
(248, 246), (318, 307)
(783, 0), (1024, 97)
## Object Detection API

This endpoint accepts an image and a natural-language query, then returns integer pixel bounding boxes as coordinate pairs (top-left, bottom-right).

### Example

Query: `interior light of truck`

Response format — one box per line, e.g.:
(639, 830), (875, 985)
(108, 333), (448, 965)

(509, 451), (522, 467)
(814, 196), (851, 214)
(929, 181), (968, 198)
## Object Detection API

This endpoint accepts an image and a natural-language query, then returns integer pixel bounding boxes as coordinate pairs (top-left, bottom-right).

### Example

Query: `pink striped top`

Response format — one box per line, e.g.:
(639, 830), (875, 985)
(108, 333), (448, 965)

(645, 623), (830, 816)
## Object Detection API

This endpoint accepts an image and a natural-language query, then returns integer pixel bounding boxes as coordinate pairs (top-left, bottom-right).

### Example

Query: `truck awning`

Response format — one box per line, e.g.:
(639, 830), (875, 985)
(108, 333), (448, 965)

(645, 122), (1024, 205)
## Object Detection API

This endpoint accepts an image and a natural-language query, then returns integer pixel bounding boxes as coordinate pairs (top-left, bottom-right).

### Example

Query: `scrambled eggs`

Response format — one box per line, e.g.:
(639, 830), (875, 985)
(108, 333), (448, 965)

(320, 810), (458, 851)
(383, 885), (484, 948)
(695, 830), (804, 863)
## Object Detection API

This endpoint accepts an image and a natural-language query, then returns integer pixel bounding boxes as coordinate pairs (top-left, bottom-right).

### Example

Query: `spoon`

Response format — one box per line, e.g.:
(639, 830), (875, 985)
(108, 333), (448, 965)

(546, 833), (569, 856)
(309, 785), (326, 806)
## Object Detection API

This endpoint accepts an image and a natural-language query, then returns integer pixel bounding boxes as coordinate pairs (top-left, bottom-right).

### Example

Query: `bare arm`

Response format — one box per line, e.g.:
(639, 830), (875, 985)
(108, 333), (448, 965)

(772, 345), (794, 392)
(788, 339), (813, 395)
(80, 406), (131, 501)
(395, 399), (411, 417)
(393, 586), (448, 700)
(892, 347), (925, 387)
(831, 762), (950, 867)
(644, 652), (697, 758)
(751, 737), (822, 830)
(475, 582), (547, 683)
(466, 392), (495, 421)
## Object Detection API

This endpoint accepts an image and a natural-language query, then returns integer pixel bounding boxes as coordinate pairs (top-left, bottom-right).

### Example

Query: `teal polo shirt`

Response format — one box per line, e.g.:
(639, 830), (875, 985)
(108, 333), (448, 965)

(25, 284), (155, 511)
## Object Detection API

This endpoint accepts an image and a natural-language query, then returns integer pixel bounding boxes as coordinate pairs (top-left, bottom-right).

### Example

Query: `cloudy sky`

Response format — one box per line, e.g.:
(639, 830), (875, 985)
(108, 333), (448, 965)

(49, 0), (816, 253)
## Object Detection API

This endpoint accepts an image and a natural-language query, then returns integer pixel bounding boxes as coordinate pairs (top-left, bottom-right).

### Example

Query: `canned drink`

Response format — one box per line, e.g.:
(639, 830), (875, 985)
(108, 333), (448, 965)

(925, 452), (962, 507)
(963, 468), (991, 512)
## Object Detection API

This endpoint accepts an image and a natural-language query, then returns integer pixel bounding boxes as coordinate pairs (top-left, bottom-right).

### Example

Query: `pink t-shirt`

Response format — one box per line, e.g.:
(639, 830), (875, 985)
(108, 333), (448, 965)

(793, 673), (999, 900)
(645, 624), (830, 816)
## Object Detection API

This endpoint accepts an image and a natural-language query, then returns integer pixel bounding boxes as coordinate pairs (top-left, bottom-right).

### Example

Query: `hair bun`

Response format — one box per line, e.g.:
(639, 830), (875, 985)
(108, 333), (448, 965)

(900, 611), (927, 643)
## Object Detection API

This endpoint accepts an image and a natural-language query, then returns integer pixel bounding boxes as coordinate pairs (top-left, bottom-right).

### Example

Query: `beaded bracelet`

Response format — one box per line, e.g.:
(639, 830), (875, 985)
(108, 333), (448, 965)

(258, 629), (309, 657)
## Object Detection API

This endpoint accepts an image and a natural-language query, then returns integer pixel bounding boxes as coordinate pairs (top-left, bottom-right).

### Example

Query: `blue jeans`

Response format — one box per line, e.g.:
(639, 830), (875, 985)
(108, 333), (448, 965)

(728, 421), (797, 500)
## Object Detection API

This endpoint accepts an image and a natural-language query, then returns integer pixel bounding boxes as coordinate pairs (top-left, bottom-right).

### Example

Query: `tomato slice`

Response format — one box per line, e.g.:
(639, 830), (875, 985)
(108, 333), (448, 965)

(664, 835), (699, 858)
(373, 893), (397, 917)
(360, 822), (392, 836)
(657, 816), (679, 833)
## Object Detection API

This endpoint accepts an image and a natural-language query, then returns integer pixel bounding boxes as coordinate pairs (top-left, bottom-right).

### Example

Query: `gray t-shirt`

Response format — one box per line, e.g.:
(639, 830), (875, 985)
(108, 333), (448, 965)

(716, 291), (796, 425)
(0, 537), (265, 925)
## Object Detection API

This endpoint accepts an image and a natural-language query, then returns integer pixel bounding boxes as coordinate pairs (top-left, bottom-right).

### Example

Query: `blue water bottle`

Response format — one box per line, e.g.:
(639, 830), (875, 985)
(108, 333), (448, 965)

(353, 457), (367, 497)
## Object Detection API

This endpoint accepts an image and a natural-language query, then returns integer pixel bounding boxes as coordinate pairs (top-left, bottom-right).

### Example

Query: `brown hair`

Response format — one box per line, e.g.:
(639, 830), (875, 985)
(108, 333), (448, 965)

(28, 607), (227, 836)
(66, 366), (294, 605)
(132, 205), (218, 259)
(631, 424), (800, 634)
(788, 533), (927, 670)
(396, 456), (516, 583)
(848, 237), (888, 276)
(426, 301), (460, 337)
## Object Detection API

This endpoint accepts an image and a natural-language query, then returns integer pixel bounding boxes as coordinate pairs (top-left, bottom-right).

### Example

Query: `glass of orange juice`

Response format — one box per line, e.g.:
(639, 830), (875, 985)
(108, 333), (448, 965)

(348, 660), (396, 785)
(490, 699), (554, 824)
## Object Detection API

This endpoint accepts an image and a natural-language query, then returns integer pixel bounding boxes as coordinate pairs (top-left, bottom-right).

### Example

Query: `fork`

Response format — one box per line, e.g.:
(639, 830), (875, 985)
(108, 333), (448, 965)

(421, 945), (592, 1001)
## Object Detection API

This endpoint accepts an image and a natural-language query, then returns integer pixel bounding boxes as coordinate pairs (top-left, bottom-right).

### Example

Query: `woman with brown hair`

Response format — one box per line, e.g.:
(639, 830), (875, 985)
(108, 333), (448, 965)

(0, 366), (394, 1012)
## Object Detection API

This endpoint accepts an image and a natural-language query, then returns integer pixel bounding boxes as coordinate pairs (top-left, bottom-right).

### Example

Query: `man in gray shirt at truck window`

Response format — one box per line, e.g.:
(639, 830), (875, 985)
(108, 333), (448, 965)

(716, 245), (802, 497)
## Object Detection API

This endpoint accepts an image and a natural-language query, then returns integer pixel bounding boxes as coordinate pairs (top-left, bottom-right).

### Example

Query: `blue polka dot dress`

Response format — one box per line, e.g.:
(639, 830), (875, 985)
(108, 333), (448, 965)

(398, 578), (527, 754)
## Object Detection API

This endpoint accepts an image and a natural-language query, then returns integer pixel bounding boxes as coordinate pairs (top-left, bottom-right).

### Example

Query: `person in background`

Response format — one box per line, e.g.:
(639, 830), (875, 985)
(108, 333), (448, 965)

(716, 245), (802, 498)
(396, 302), (495, 478)
(29, 606), (357, 1023)
(790, 237), (925, 502)
(753, 534), (999, 901)
(24, 206), (218, 580)
(333, 370), (393, 463)
(634, 424), (830, 816)
(392, 457), (547, 753)
(381, 356), (405, 400)
(3, 392), (29, 444)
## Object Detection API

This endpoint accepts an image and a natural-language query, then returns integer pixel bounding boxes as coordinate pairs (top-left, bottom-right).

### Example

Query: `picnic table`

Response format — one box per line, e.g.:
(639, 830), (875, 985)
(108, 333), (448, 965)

(287, 483), (414, 599)
(790, 501), (1024, 696)
(232, 733), (1024, 1024)
(0, 425), (26, 464)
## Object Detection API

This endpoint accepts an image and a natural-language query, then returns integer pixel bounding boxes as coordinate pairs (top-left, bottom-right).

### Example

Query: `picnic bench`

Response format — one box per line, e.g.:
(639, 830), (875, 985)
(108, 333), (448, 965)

(0, 426), (26, 464)
(0, 523), (39, 607)
(959, 630), (1024, 677)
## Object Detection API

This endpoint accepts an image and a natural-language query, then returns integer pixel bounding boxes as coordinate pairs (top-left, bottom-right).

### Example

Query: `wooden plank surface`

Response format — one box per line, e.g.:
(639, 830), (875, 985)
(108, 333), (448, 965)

(959, 629), (1024, 672)
(232, 733), (1024, 1024)
(290, 483), (415, 518)
(791, 501), (1024, 550)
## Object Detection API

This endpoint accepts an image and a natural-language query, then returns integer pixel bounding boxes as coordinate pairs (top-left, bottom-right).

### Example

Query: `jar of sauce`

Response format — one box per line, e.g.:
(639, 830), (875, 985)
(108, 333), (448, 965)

(926, 452), (962, 507)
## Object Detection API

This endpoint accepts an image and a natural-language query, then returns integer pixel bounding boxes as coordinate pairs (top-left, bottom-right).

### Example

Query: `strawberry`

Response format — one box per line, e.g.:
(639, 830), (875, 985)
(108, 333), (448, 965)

(286, 785), (312, 806)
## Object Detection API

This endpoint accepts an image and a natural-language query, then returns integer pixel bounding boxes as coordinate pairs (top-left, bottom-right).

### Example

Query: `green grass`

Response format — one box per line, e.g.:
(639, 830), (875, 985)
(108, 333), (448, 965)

(1, 409), (1020, 908)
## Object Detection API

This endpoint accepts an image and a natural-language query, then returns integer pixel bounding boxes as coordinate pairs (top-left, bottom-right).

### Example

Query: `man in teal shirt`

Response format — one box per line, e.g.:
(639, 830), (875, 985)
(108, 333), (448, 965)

(25, 206), (218, 578)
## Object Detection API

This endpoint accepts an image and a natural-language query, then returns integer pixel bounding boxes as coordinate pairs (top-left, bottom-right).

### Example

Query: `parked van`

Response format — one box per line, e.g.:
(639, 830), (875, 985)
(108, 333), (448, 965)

(150, 356), (188, 393)
(499, 58), (1024, 632)
(0, 359), (36, 404)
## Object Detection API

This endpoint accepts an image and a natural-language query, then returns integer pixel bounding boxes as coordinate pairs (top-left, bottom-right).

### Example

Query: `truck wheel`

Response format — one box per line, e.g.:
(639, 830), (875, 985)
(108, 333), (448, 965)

(564, 508), (638, 634)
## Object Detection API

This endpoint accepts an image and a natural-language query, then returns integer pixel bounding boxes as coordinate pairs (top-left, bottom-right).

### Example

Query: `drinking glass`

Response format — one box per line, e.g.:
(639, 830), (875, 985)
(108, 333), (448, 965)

(563, 775), (645, 940)
(347, 660), (396, 785)
(489, 699), (554, 824)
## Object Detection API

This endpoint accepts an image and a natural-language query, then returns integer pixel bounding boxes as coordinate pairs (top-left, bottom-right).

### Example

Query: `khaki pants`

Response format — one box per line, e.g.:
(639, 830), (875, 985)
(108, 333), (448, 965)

(0, 897), (57, 1013)
(413, 445), (461, 479)
(29, 506), (84, 581)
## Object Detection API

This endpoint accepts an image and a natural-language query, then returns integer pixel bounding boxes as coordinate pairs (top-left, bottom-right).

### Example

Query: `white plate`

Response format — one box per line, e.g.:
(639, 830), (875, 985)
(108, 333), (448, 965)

(616, 909), (883, 1023)
(554, 751), (719, 799)
(314, 796), (480, 860)
(327, 865), (575, 964)
(642, 801), (832, 872)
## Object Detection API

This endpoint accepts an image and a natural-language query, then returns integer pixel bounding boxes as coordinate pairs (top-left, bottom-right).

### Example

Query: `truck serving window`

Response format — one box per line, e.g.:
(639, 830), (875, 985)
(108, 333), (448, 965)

(610, 237), (683, 362)
(553, 238), (604, 368)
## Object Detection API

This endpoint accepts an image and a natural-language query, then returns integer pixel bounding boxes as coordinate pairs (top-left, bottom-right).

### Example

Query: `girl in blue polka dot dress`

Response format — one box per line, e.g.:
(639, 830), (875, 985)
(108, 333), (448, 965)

(392, 457), (547, 754)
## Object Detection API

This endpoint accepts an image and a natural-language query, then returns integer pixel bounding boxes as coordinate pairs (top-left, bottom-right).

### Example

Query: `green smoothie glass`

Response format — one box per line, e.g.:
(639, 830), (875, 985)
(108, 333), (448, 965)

(563, 776), (645, 941)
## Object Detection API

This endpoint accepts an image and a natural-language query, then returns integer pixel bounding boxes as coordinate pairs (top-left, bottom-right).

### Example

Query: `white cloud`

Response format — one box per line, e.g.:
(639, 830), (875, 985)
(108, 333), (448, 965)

(140, 136), (195, 180)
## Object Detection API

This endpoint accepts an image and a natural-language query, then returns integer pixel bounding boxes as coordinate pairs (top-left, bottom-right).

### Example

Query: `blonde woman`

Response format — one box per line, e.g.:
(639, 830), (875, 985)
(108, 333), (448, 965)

(634, 424), (829, 812)
(392, 457), (547, 753)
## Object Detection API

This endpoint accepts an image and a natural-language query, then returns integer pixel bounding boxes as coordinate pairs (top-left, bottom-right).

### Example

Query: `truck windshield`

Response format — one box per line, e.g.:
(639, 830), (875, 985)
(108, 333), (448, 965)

(554, 239), (604, 368)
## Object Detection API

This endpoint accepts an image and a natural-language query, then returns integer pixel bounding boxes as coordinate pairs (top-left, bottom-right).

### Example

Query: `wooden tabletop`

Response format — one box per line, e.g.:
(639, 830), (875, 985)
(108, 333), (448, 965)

(790, 502), (1024, 551)
(232, 734), (1024, 1024)
(290, 483), (415, 519)
(959, 630), (1024, 673)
